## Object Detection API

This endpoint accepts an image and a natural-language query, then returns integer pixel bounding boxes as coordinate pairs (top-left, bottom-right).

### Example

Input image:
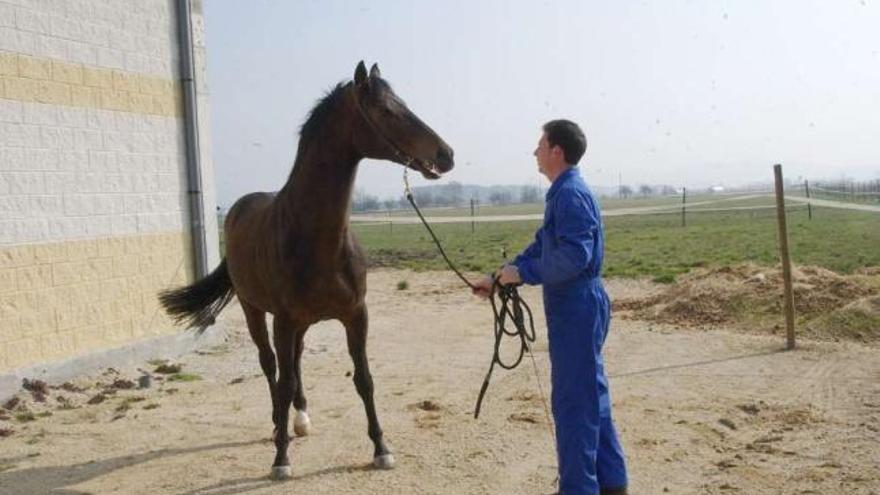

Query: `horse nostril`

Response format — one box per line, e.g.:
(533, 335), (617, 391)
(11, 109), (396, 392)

(436, 147), (454, 165)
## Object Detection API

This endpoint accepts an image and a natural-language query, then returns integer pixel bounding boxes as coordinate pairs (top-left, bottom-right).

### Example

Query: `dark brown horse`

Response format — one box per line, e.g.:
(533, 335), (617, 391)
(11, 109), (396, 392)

(159, 61), (453, 479)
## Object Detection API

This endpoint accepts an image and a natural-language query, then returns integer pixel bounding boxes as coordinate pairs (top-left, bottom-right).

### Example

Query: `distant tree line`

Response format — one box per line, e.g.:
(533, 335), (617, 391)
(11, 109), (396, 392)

(351, 182), (545, 212)
(352, 180), (748, 212)
(617, 184), (680, 199)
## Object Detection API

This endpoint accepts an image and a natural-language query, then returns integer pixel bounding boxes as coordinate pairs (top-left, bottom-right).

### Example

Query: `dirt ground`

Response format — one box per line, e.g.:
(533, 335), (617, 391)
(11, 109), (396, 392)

(1, 269), (878, 495)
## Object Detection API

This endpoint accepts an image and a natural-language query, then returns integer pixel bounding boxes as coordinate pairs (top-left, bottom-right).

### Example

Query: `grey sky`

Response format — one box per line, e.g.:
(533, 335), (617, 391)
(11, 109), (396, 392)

(205, 0), (880, 207)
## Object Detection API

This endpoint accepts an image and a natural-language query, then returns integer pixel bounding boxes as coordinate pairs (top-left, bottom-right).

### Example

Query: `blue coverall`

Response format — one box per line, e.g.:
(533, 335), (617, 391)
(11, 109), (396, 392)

(512, 167), (628, 495)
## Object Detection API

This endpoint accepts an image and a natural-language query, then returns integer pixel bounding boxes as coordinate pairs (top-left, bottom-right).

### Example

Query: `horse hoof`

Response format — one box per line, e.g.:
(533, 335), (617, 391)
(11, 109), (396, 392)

(270, 465), (292, 480)
(373, 454), (395, 470)
(294, 410), (311, 437)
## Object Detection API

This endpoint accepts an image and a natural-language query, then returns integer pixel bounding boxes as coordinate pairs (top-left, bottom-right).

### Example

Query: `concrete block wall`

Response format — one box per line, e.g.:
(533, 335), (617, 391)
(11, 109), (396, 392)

(0, 0), (218, 372)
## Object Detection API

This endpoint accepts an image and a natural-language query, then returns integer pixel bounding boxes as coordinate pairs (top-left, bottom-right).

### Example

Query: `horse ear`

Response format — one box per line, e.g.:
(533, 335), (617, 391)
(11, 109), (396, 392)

(354, 61), (368, 86)
(369, 63), (381, 79)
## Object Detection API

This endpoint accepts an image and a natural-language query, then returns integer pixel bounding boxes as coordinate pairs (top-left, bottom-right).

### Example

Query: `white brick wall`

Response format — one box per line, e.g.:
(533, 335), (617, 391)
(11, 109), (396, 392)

(0, 101), (188, 246)
(1, 0), (177, 78)
(0, 0), (216, 372)
(0, 0), (198, 245)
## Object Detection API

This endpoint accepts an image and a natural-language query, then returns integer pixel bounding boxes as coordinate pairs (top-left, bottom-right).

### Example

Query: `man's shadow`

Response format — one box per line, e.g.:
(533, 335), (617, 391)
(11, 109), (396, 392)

(611, 348), (788, 379)
(0, 439), (369, 495)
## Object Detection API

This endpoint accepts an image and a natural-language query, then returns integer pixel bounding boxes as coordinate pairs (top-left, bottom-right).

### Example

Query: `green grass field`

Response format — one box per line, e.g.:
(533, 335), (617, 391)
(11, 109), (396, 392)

(373, 193), (804, 220)
(351, 206), (880, 281)
(378, 193), (736, 218)
(384, 202), (545, 217)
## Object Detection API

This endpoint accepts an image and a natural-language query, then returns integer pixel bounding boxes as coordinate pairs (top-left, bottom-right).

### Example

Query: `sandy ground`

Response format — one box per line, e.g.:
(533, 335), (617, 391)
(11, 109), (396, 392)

(1, 270), (878, 495)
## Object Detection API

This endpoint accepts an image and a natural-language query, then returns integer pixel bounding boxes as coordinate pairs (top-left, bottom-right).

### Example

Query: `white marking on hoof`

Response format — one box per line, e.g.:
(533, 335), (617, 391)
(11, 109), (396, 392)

(270, 465), (292, 480)
(293, 410), (311, 437)
(373, 453), (396, 470)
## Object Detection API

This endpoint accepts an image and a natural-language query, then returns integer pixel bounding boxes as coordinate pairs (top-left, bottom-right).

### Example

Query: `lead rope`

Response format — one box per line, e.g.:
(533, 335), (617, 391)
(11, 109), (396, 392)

(402, 170), (556, 441)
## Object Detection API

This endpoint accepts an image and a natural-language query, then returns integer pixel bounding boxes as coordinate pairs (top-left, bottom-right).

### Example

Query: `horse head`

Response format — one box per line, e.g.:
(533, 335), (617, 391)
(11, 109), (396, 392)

(349, 61), (454, 180)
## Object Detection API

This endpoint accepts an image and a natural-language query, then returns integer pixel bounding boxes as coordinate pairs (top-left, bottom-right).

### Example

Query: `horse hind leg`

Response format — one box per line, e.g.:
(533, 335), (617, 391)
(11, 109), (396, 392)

(292, 330), (311, 437)
(241, 300), (278, 414)
(343, 305), (394, 469)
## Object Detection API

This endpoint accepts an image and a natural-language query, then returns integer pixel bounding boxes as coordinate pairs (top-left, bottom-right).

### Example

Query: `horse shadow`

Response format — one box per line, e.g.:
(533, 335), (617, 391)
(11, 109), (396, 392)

(0, 439), (367, 495)
(181, 463), (374, 495)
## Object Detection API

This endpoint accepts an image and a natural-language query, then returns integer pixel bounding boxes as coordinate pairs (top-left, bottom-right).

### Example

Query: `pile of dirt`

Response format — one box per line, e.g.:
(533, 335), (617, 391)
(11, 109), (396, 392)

(0, 364), (189, 438)
(807, 294), (880, 343)
(615, 263), (880, 343)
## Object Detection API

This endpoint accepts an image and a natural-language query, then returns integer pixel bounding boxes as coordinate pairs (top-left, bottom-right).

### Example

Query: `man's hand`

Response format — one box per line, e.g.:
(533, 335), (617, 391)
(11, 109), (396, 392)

(470, 274), (494, 299)
(497, 264), (522, 286)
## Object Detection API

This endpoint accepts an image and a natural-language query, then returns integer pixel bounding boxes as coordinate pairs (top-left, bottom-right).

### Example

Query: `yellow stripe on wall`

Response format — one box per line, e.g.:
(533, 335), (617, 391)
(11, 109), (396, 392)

(0, 232), (194, 372)
(0, 52), (182, 117)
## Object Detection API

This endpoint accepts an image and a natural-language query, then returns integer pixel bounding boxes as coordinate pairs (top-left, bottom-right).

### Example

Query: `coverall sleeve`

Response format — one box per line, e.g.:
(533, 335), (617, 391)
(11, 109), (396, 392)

(515, 189), (597, 286)
(514, 229), (543, 285)
(513, 227), (543, 265)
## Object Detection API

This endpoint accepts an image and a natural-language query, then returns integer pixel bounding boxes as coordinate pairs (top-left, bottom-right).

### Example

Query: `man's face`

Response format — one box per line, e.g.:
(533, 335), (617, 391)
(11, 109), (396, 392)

(533, 133), (559, 180)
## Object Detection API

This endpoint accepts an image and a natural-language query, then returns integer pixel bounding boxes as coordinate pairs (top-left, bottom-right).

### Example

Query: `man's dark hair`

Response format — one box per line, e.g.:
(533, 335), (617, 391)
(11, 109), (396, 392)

(543, 119), (587, 165)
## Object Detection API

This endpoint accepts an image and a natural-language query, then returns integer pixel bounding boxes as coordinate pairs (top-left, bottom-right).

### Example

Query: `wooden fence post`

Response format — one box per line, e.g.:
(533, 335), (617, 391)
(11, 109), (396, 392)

(681, 187), (687, 227)
(805, 179), (812, 220)
(774, 164), (796, 350)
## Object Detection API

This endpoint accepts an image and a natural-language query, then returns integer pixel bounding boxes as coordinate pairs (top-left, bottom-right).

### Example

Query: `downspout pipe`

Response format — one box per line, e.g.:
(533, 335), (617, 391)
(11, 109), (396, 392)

(176, 0), (209, 278)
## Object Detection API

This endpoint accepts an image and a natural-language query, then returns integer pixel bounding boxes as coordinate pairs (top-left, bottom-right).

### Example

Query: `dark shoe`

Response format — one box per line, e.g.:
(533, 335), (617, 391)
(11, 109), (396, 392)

(550, 488), (628, 495)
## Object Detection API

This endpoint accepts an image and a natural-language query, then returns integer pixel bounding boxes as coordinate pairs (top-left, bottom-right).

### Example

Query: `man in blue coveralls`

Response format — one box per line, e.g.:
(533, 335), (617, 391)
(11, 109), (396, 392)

(472, 120), (628, 495)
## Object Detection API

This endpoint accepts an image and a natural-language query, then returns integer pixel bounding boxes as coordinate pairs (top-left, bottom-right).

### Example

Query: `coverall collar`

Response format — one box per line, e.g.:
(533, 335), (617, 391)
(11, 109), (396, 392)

(546, 166), (580, 201)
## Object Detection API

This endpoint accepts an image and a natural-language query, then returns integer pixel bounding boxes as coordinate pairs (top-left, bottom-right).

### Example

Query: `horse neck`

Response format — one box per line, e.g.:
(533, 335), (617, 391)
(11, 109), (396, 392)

(276, 126), (360, 251)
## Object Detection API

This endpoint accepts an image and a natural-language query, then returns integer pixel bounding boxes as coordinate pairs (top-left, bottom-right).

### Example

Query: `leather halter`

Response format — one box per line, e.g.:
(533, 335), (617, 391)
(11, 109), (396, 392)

(351, 82), (432, 175)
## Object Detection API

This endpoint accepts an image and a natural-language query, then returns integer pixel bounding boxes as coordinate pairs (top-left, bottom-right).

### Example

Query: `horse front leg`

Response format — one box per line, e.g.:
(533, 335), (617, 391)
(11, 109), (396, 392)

(292, 329), (311, 437)
(343, 305), (394, 469)
(269, 315), (302, 480)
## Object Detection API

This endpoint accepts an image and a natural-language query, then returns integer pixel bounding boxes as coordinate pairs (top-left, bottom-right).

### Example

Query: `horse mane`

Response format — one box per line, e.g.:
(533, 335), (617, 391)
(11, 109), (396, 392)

(298, 82), (347, 146)
(286, 77), (399, 188)
(297, 78), (395, 147)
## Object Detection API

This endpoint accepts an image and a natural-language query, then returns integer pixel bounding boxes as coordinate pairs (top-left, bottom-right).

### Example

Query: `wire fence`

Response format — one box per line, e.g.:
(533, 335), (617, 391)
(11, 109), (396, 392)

(216, 170), (880, 350)
(220, 177), (879, 256)
(348, 179), (879, 230)
(808, 180), (880, 204)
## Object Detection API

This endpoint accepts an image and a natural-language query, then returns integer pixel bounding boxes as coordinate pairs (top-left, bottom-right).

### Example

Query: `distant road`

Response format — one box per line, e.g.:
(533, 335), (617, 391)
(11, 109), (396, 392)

(786, 196), (880, 213)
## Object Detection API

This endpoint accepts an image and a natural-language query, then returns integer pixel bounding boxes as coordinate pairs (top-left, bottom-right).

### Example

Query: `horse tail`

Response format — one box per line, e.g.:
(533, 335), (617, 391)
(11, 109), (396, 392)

(158, 259), (235, 329)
